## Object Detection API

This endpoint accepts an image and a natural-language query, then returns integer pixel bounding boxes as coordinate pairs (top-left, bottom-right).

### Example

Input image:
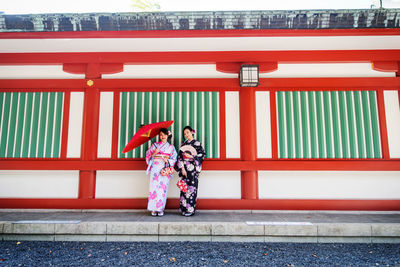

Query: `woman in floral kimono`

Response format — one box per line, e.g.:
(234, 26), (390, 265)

(145, 128), (177, 216)
(176, 126), (206, 216)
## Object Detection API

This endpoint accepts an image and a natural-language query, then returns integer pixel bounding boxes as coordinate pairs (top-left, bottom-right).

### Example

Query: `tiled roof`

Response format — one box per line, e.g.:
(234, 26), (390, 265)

(0, 9), (399, 32)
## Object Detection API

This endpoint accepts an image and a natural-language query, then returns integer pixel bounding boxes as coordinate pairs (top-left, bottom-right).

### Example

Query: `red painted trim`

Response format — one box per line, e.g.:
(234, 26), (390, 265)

(1, 159), (400, 171)
(0, 79), (238, 90)
(0, 28), (399, 39)
(372, 61), (400, 72)
(0, 198), (399, 211)
(196, 199), (400, 211)
(63, 63), (124, 76)
(377, 90), (391, 159)
(261, 77), (400, 89)
(2, 78), (399, 91)
(219, 91), (226, 159)
(398, 89), (400, 111)
(269, 91), (279, 159)
(2, 50), (400, 65)
(111, 91), (120, 159)
(60, 91), (71, 159)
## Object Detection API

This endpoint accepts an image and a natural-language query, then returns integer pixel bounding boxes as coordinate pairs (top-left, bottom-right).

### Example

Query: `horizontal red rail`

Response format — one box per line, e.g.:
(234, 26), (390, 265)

(1, 77), (400, 90)
(0, 198), (399, 211)
(1, 159), (399, 171)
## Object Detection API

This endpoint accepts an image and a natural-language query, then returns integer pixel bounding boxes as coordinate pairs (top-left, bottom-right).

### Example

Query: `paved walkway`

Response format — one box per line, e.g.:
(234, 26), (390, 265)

(1, 210), (399, 243)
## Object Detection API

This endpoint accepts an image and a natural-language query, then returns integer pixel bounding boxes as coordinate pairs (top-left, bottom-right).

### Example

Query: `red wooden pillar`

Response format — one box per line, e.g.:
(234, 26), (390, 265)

(78, 64), (101, 199)
(63, 63), (123, 199)
(239, 86), (258, 199)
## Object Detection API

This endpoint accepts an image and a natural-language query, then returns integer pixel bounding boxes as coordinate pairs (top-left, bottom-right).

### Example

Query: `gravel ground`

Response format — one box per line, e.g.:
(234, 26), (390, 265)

(0, 241), (399, 266)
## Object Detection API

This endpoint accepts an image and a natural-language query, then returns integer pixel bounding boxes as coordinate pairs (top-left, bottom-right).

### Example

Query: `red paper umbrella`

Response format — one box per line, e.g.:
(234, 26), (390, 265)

(122, 120), (174, 153)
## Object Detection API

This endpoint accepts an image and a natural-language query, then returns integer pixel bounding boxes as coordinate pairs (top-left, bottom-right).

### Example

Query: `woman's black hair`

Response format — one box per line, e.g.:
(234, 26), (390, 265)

(182, 125), (194, 136)
(159, 128), (172, 138)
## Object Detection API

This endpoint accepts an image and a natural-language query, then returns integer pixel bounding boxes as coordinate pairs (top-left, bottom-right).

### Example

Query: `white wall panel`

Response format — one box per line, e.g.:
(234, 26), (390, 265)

(197, 171), (241, 199)
(1, 36), (400, 53)
(260, 63), (395, 78)
(103, 65), (237, 79)
(96, 170), (241, 199)
(67, 92), (84, 158)
(256, 91), (272, 158)
(384, 90), (400, 158)
(0, 170), (79, 198)
(96, 171), (149, 198)
(225, 92), (240, 158)
(97, 92), (114, 158)
(259, 171), (400, 199)
(0, 66), (85, 79)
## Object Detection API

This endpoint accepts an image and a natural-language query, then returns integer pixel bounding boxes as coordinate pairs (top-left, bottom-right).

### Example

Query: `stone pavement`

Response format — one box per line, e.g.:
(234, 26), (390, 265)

(0, 210), (399, 243)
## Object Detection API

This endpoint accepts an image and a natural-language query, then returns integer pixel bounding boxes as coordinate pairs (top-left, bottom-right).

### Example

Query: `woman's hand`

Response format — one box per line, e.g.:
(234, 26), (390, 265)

(181, 168), (187, 177)
(184, 152), (193, 159)
(152, 148), (160, 157)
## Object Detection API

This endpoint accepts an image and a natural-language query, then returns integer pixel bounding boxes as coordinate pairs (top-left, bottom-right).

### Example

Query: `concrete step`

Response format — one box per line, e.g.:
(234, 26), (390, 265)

(1, 210), (399, 243)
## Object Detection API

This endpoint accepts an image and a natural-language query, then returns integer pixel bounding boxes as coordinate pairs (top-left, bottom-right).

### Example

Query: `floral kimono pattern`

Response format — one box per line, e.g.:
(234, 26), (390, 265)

(176, 139), (206, 214)
(146, 142), (177, 212)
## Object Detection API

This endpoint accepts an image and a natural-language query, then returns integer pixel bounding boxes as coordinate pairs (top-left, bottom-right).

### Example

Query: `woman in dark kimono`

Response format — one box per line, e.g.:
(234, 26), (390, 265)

(176, 126), (206, 216)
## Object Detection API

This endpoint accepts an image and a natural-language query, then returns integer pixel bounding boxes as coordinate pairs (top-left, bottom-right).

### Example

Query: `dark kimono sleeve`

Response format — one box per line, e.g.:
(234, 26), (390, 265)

(176, 146), (185, 170)
(193, 141), (206, 166)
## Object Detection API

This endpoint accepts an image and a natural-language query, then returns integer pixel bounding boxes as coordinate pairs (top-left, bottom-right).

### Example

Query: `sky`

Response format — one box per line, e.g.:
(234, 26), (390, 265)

(1, 0), (400, 14)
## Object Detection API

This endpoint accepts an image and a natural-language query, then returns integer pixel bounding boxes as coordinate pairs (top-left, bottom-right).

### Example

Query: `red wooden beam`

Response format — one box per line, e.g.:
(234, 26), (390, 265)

(2, 159), (399, 171)
(2, 77), (399, 91)
(372, 61), (400, 72)
(0, 198), (399, 211)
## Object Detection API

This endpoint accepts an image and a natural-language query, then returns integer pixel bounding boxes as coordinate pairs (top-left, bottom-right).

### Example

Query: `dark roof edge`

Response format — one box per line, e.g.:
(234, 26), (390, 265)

(1, 9), (400, 32)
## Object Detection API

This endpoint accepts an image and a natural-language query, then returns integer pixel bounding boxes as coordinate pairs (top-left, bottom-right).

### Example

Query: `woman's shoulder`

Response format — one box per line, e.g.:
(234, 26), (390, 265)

(192, 139), (202, 147)
(180, 140), (189, 147)
(167, 142), (176, 149)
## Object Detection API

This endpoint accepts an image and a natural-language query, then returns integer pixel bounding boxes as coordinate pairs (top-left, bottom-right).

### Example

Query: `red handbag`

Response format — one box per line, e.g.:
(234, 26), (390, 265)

(160, 162), (174, 176)
(176, 179), (188, 192)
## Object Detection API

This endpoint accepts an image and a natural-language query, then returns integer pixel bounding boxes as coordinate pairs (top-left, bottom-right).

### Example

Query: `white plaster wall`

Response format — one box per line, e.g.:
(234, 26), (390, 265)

(96, 171), (149, 198)
(97, 92), (114, 158)
(103, 65), (237, 79)
(197, 171), (241, 199)
(259, 171), (400, 199)
(0, 170), (79, 198)
(260, 63), (395, 78)
(1, 36), (400, 53)
(225, 92), (241, 158)
(0, 66), (85, 79)
(0, 63), (392, 80)
(384, 90), (400, 158)
(95, 170), (241, 199)
(67, 92), (84, 158)
(256, 91), (272, 158)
